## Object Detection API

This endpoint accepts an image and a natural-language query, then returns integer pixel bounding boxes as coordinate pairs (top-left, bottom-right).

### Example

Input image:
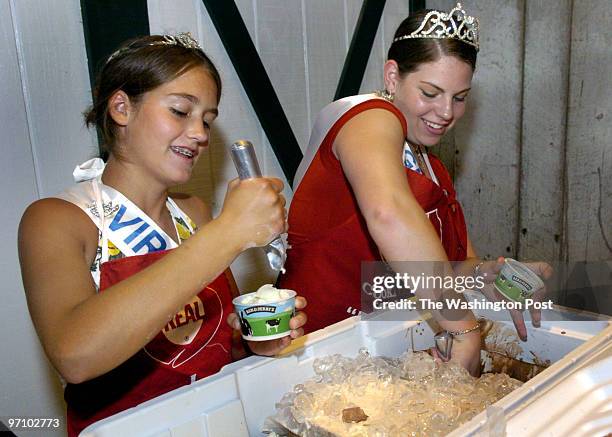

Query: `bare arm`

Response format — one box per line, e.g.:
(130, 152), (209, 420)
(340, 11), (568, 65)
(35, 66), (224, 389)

(19, 177), (285, 383)
(334, 109), (480, 374)
(335, 110), (476, 327)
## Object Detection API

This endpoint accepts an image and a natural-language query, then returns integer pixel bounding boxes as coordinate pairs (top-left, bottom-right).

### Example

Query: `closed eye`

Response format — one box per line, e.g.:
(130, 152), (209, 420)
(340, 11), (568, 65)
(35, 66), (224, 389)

(421, 89), (438, 98)
(170, 108), (188, 117)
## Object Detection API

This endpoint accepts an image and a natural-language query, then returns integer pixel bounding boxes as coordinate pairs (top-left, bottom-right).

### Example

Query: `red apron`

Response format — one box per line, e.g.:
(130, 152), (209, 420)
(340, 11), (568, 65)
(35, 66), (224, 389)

(65, 249), (234, 436)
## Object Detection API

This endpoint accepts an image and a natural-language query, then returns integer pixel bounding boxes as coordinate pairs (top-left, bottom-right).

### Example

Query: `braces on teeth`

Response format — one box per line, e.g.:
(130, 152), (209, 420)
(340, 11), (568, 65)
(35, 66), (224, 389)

(171, 146), (194, 157)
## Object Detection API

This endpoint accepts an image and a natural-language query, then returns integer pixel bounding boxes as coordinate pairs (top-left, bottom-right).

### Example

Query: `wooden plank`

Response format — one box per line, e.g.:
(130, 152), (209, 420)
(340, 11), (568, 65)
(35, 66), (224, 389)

(303, 0), (345, 134)
(203, 0), (303, 185)
(148, 0), (198, 35)
(80, 0), (149, 84)
(518, 0), (571, 262)
(255, 0), (309, 153)
(11, 0), (97, 197)
(334, 0), (385, 100)
(565, 0), (612, 261)
(1, 2), (70, 433)
(445, 0), (525, 260)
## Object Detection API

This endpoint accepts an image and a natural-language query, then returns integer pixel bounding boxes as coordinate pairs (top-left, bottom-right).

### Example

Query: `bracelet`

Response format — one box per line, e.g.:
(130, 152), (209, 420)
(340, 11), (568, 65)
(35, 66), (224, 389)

(447, 321), (481, 336)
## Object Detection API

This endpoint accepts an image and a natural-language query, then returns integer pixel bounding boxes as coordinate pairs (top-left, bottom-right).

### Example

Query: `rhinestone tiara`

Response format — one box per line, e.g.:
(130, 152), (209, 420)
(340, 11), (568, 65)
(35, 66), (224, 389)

(393, 2), (479, 51)
(107, 32), (203, 63)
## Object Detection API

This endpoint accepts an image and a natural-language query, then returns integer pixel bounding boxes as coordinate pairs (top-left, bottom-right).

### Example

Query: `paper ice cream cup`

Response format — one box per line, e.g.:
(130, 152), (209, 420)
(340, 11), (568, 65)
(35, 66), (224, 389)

(232, 289), (296, 341)
(494, 258), (544, 304)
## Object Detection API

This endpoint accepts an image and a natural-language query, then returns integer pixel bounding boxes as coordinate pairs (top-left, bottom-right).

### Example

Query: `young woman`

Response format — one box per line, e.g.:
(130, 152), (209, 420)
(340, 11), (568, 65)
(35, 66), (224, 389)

(18, 33), (306, 436)
(279, 4), (550, 373)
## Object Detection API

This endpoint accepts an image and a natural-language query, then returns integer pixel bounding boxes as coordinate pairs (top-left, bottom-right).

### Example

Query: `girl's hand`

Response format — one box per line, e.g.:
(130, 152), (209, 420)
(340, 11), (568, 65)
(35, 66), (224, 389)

(431, 329), (481, 377)
(227, 296), (307, 356)
(477, 257), (553, 341)
(219, 177), (287, 250)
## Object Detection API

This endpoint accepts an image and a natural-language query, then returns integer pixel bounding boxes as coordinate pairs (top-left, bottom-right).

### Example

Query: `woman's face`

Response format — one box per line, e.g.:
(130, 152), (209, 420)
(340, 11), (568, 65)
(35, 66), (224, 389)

(387, 55), (473, 147)
(117, 66), (219, 186)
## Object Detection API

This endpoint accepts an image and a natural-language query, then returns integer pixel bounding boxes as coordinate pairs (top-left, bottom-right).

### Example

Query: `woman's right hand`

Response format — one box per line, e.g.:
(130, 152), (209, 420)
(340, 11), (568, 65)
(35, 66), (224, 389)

(432, 330), (481, 377)
(219, 177), (287, 250)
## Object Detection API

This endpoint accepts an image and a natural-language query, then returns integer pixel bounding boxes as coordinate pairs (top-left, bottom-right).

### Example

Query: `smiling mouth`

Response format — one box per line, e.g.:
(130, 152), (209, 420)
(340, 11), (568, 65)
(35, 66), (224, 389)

(423, 119), (446, 130)
(170, 146), (195, 158)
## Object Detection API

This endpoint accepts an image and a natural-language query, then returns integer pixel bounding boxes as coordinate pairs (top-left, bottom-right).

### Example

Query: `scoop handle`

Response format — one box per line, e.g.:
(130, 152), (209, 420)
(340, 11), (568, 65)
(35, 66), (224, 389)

(230, 140), (262, 180)
(230, 140), (286, 272)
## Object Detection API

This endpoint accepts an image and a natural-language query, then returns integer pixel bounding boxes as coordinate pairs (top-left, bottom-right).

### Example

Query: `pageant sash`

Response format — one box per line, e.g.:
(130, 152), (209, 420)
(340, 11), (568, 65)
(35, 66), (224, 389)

(58, 178), (179, 257)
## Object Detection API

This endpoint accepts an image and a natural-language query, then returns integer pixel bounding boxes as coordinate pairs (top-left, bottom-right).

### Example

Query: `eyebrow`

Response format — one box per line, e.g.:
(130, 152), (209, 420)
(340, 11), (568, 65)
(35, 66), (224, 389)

(169, 93), (219, 115)
(420, 81), (471, 95)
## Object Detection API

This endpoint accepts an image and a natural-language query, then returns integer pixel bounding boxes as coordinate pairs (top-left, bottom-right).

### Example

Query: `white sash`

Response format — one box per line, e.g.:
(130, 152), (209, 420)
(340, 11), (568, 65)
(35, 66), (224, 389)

(58, 158), (182, 258)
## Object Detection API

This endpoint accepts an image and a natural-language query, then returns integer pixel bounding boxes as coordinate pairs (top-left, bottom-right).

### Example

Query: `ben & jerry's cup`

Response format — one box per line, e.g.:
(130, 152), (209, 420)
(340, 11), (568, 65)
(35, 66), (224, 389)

(494, 258), (544, 304)
(232, 284), (296, 341)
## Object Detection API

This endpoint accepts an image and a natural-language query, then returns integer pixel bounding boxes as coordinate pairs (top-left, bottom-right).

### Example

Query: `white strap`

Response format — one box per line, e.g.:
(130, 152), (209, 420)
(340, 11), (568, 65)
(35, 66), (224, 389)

(73, 157), (105, 183)
(293, 93), (381, 191)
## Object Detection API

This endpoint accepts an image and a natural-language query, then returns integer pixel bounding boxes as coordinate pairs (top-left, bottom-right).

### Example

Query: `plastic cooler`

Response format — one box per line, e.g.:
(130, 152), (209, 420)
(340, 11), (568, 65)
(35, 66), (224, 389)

(80, 295), (612, 437)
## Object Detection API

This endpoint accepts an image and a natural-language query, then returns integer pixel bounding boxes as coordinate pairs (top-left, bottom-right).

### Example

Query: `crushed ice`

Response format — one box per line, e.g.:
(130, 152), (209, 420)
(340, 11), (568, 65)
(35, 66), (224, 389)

(265, 348), (521, 437)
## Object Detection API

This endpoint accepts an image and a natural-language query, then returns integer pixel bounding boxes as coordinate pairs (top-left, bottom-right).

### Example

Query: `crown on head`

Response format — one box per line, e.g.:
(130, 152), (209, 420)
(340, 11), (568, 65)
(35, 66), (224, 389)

(107, 32), (203, 63)
(393, 2), (479, 51)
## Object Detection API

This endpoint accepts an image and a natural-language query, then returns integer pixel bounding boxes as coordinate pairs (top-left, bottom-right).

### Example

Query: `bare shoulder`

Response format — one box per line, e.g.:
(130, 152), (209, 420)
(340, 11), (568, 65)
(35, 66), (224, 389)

(169, 193), (212, 227)
(19, 198), (98, 259)
(334, 108), (405, 158)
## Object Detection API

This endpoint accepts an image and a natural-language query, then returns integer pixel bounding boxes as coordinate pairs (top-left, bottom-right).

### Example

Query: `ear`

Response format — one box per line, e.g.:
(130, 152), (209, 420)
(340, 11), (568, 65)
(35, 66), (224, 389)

(383, 60), (401, 94)
(107, 90), (133, 126)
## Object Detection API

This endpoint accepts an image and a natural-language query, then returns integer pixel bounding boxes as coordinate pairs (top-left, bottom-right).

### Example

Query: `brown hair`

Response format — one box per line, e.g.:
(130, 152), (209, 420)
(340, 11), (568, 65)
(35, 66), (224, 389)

(387, 9), (477, 76)
(84, 35), (222, 154)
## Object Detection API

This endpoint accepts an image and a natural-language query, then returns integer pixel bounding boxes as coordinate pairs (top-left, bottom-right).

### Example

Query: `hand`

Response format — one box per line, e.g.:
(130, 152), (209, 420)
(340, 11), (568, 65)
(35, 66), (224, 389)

(219, 177), (287, 250)
(431, 330), (481, 377)
(477, 257), (553, 341)
(227, 296), (307, 356)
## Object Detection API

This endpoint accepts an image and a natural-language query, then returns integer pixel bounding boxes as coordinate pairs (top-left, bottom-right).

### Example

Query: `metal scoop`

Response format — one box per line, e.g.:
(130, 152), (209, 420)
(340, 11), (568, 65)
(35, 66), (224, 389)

(230, 140), (287, 272)
(434, 330), (454, 360)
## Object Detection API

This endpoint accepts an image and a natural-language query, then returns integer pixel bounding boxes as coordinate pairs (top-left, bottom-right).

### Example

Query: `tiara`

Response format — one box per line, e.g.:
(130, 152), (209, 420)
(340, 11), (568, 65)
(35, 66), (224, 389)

(393, 2), (479, 51)
(107, 32), (203, 63)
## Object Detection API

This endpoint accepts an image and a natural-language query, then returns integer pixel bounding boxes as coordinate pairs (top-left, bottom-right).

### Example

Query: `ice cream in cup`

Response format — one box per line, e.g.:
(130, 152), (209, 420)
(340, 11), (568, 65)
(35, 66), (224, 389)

(232, 284), (297, 341)
(494, 258), (544, 304)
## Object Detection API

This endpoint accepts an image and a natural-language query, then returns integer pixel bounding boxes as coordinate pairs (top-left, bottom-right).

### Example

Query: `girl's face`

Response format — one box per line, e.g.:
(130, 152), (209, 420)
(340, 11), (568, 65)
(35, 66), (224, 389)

(386, 55), (473, 147)
(117, 66), (219, 186)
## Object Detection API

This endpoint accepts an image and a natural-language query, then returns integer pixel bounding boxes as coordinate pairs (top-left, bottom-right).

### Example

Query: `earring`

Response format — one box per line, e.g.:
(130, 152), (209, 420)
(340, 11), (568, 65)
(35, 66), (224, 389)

(376, 89), (395, 103)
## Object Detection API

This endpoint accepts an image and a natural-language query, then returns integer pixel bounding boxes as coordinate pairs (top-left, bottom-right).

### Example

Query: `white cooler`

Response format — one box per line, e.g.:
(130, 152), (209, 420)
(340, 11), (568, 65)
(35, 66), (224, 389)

(80, 296), (612, 437)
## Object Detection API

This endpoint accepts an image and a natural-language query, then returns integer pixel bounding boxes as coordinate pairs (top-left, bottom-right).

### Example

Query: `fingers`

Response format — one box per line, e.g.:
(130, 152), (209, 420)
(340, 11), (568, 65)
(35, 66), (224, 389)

(226, 313), (240, 330)
(294, 296), (307, 310)
(509, 309), (528, 341)
(529, 286), (548, 328)
(534, 262), (554, 279)
(264, 177), (285, 193)
(247, 335), (291, 356)
(493, 257), (505, 274)
(289, 310), (307, 330)
(290, 327), (304, 339)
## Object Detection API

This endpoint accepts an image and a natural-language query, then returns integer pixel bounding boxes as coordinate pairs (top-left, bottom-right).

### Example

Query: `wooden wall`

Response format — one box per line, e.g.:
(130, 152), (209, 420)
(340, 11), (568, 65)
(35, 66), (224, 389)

(430, 0), (611, 262)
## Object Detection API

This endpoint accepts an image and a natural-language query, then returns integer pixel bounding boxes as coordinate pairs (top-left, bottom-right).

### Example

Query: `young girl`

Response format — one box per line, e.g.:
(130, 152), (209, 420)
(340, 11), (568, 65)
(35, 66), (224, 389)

(18, 33), (306, 436)
(279, 3), (550, 374)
